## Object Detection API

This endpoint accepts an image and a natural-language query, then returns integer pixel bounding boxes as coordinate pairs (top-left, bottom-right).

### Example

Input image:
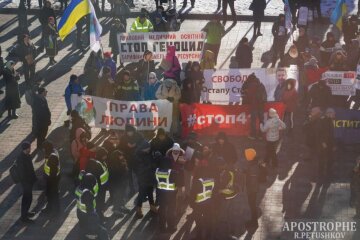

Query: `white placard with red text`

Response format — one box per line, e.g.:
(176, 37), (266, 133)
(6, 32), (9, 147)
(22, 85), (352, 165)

(117, 31), (206, 62)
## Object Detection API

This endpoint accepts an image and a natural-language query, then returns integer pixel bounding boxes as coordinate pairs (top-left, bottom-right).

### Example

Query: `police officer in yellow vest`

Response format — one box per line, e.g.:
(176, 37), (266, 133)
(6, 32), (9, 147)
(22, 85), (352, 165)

(42, 141), (60, 216)
(190, 157), (215, 240)
(76, 171), (99, 201)
(214, 157), (238, 240)
(244, 148), (260, 229)
(155, 157), (179, 233)
(77, 188), (110, 240)
(130, 13), (154, 33)
(85, 147), (109, 220)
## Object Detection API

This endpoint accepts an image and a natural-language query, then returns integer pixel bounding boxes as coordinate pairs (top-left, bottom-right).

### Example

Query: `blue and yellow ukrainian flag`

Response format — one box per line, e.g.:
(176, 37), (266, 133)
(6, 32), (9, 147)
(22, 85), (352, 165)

(330, 0), (347, 30)
(57, 0), (91, 40)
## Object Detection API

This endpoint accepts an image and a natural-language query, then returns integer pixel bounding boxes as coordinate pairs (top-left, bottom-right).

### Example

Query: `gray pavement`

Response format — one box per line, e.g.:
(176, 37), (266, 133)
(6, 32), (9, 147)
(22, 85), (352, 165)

(0, 12), (359, 240)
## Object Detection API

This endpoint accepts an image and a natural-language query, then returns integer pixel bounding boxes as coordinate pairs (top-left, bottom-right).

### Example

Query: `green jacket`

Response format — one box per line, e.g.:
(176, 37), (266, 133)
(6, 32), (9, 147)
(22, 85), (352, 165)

(202, 21), (225, 45)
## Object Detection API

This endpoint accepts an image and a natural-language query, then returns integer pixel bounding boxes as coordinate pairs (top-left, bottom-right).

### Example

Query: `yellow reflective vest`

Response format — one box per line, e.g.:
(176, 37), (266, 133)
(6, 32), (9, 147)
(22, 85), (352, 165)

(220, 171), (237, 200)
(155, 168), (176, 191)
(130, 17), (154, 32)
(44, 152), (60, 177)
(195, 178), (215, 203)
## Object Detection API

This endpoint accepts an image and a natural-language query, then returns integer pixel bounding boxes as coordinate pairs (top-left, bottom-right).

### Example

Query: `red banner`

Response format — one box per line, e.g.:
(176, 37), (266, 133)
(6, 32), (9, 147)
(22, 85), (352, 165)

(180, 103), (285, 137)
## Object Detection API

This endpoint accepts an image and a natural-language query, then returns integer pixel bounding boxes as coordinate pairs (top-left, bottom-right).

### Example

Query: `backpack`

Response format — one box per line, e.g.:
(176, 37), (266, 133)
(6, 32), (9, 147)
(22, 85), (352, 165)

(10, 162), (21, 184)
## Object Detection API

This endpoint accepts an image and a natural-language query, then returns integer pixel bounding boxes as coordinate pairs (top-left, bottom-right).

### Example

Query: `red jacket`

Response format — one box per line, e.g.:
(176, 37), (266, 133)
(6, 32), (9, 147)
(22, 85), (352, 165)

(305, 66), (328, 86)
(282, 89), (298, 112)
(79, 147), (96, 171)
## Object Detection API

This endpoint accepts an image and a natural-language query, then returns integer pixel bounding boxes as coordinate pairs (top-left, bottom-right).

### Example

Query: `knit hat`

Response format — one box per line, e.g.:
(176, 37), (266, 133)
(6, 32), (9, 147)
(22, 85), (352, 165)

(245, 148), (256, 161)
(125, 123), (136, 132)
(268, 108), (278, 118)
(21, 141), (31, 150)
(156, 128), (166, 136)
(171, 143), (185, 154)
(216, 132), (227, 141)
(103, 51), (112, 58)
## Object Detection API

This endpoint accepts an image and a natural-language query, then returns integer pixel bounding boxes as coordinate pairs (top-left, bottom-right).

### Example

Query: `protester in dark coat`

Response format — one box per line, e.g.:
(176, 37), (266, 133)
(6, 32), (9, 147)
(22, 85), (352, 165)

(182, 61), (203, 103)
(96, 66), (115, 99)
(235, 37), (253, 68)
(308, 79), (332, 110)
(150, 128), (174, 156)
(135, 50), (156, 89)
(271, 14), (287, 67)
(343, 15), (358, 46)
(84, 51), (101, 95)
(38, 1), (56, 52)
(3, 61), (21, 119)
(241, 73), (266, 139)
(144, 72), (161, 101)
(281, 45), (301, 67)
(320, 32), (337, 67)
(115, 71), (141, 101)
(281, 79), (298, 132)
(32, 87), (51, 149)
(119, 124), (145, 193)
(250, 0), (266, 37)
(346, 39), (360, 71)
(16, 34), (36, 85)
(151, 6), (167, 32)
(43, 16), (58, 65)
(101, 52), (117, 80)
(293, 26), (309, 53)
(17, 142), (37, 223)
(69, 110), (91, 142)
(134, 141), (157, 218)
(109, 18), (126, 65)
(108, 150), (130, 215)
(211, 132), (237, 166)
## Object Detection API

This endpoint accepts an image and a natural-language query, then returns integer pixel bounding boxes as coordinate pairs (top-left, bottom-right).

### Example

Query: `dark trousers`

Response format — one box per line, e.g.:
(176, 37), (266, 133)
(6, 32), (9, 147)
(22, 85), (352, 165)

(250, 109), (264, 137)
(204, 43), (221, 65)
(20, 0), (31, 8)
(96, 187), (106, 218)
(78, 211), (109, 240)
(21, 183), (33, 218)
(45, 178), (60, 214)
(109, 179), (127, 211)
(222, 0), (236, 22)
(265, 140), (279, 166)
(311, 0), (322, 19)
(272, 38), (286, 66)
(182, 0), (195, 6)
(23, 63), (35, 85)
(214, 197), (237, 239)
(136, 185), (154, 207)
(158, 190), (177, 229)
(76, 23), (83, 48)
(254, 20), (262, 35)
(38, 0), (42, 8)
(247, 191), (258, 222)
(318, 148), (331, 178)
(36, 126), (48, 149)
(283, 111), (294, 129)
(193, 203), (211, 239)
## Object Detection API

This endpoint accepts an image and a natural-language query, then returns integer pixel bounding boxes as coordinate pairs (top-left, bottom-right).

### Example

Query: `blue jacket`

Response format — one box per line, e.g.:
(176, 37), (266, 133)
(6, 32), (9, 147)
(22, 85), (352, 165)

(103, 58), (117, 80)
(144, 81), (161, 100)
(65, 81), (85, 111)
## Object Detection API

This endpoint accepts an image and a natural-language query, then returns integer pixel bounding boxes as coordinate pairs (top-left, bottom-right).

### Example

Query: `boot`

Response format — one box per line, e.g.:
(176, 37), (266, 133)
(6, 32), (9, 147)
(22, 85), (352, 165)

(150, 204), (158, 214)
(12, 109), (18, 119)
(136, 207), (143, 218)
(7, 109), (11, 118)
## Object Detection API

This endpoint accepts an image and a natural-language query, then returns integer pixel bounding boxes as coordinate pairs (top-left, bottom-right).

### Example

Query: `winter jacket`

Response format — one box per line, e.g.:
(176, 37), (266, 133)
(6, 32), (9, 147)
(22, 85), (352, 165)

(96, 75), (115, 99)
(115, 79), (140, 101)
(320, 39), (336, 66)
(294, 34), (309, 53)
(211, 140), (238, 165)
(235, 43), (253, 68)
(202, 21), (225, 45)
(108, 152), (128, 185)
(103, 58), (117, 80)
(3, 67), (21, 110)
(149, 135), (174, 156)
(243, 79), (267, 111)
(134, 142), (156, 186)
(79, 147), (96, 171)
(136, 59), (156, 87)
(43, 23), (58, 56)
(304, 65), (328, 86)
(71, 128), (85, 162)
(64, 80), (85, 111)
(163, 46), (181, 81)
(130, 17), (154, 32)
(32, 94), (51, 130)
(165, 149), (186, 187)
(16, 42), (36, 65)
(119, 132), (144, 168)
(309, 81), (332, 109)
(39, 6), (56, 26)
(144, 80), (161, 100)
(244, 159), (260, 194)
(155, 78), (181, 102)
(282, 88), (298, 112)
(272, 17), (287, 40)
(260, 116), (286, 142)
(16, 152), (37, 184)
(109, 23), (126, 54)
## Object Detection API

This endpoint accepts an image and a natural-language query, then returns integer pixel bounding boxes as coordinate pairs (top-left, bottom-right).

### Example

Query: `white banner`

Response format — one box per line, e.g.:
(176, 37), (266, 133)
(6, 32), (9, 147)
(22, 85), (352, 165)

(201, 66), (299, 104)
(71, 96), (173, 131)
(117, 31), (206, 62)
(321, 71), (356, 96)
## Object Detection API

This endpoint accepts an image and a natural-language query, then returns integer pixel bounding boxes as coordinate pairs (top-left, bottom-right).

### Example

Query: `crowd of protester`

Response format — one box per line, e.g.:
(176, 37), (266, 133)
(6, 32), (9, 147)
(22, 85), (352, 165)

(2, 0), (360, 239)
